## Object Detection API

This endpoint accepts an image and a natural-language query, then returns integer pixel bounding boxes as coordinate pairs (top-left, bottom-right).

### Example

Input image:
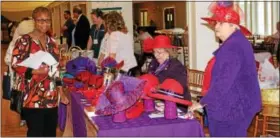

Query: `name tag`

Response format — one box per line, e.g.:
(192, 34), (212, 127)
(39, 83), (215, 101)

(94, 39), (98, 44)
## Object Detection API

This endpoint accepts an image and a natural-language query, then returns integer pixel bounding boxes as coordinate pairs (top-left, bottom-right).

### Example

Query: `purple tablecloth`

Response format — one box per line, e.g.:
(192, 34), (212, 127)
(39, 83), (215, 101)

(58, 103), (67, 131)
(71, 92), (205, 137)
(71, 92), (88, 137)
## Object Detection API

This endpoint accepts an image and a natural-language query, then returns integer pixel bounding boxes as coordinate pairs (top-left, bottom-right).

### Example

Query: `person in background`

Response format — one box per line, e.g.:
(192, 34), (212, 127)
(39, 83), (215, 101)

(11, 6), (69, 137)
(98, 11), (137, 74)
(276, 21), (280, 63)
(8, 21), (18, 40)
(134, 27), (154, 75)
(148, 35), (191, 112)
(87, 8), (106, 59)
(133, 23), (139, 39)
(61, 10), (75, 46)
(5, 17), (34, 127)
(72, 6), (90, 49)
(136, 27), (152, 41)
(9, 22), (19, 39)
(97, 13), (110, 65)
(265, 21), (280, 55)
(150, 19), (156, 27)
(190, 2), (262, 136)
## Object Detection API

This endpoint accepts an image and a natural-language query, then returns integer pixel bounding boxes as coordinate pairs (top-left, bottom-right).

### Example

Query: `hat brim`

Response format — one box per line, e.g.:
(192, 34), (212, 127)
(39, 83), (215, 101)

(95, 77), (145, 116)
(125, 100), (144, 119)
(147, 92), (192, 106)
(201, 17), (252, 36)
(153, 44), (177, 49)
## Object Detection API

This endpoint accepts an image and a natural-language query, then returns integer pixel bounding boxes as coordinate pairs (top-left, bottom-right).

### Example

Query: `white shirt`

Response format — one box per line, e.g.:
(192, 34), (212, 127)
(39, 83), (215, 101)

(99, 31), (137, 72)
(137, 32), (152, 41)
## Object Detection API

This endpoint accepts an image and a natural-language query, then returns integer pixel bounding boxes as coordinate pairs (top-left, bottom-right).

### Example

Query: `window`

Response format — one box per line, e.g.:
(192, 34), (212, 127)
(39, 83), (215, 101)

(238, 1), (280, 36)
(140, 10), (148, 26)
(257, 2), (265, 35)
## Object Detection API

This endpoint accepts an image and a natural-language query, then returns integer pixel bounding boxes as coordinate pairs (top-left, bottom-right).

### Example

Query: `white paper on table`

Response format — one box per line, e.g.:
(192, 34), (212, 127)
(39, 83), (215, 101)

(17, 50), (58, 69)
(148, 111), (164, 118)
(84, 108), (98, 118)
(148, 107), (184, 119)
(155, 100), (183, 113)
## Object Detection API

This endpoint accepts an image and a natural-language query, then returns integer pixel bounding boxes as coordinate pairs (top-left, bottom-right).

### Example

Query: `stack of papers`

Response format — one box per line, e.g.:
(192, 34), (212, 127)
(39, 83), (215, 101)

(84, 108), (97, 118)
(148, 111), (190, 119)
(17, 50), (59, 77)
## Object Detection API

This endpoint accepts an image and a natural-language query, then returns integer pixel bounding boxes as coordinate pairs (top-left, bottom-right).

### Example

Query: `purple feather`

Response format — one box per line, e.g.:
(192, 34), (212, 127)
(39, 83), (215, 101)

(101, 57), (117, 68)
(217, 1), (233, 8)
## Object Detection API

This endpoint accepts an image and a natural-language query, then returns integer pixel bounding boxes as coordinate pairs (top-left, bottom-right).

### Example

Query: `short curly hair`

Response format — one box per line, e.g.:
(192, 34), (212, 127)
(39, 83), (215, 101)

(105, 11), (126, 32)
(32, 6), (51, 19)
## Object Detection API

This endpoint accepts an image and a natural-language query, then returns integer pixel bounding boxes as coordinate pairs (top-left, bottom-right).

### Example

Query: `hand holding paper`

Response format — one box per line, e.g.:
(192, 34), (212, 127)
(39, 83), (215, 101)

(17, 50), (58, 69)
(34, 65), (49, 75)
(17, 50), (59, 77)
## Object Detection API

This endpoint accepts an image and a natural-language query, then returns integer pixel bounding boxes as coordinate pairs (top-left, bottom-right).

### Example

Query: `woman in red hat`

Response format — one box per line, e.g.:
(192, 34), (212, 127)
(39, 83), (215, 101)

(147, 35), (191, 112)
(190, 1), (262, 137)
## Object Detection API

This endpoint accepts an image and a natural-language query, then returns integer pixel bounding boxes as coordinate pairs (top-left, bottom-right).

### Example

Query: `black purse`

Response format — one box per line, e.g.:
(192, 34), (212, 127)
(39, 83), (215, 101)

(2, 67), (11, 100)
(10, 89), (24, 114)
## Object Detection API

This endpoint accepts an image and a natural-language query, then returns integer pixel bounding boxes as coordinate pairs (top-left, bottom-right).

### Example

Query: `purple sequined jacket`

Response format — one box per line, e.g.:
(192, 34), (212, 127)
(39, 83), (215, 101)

(200, 30), (262, 123)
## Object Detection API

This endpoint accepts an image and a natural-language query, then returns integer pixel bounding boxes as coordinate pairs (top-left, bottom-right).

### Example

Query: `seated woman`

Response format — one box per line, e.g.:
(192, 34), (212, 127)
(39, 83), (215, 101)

(97, 11), (137, 75)
(147, 35), (191, 112)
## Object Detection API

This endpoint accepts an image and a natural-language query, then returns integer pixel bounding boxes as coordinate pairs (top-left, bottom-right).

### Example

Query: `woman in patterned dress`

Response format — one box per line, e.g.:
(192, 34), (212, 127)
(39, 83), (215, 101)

(11, 6), (68, 137)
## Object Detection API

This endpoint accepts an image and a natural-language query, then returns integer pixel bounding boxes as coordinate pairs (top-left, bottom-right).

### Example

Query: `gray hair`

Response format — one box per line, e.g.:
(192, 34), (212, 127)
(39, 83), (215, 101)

(165, 48), (178, 59)
(230, 23), (240, 30)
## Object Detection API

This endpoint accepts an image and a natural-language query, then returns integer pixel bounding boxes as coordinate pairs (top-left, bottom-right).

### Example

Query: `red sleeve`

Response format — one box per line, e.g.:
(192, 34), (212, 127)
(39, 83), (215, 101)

(11, 35), (32, 76)
(202, 57), (216, 96)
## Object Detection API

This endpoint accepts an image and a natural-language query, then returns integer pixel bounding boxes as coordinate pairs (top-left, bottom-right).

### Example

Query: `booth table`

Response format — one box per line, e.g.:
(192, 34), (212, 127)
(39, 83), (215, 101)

(62, 92), (205, 137)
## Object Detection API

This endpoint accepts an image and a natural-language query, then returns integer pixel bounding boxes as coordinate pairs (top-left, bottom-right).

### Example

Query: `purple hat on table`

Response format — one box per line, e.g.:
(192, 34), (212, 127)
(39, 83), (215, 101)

(66, 57), (97, 76)
(95, 76), (146, 116)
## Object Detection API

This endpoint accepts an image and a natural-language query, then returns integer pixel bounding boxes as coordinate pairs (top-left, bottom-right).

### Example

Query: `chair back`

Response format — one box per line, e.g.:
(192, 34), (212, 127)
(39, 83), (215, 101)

(187, 69), (204, 102)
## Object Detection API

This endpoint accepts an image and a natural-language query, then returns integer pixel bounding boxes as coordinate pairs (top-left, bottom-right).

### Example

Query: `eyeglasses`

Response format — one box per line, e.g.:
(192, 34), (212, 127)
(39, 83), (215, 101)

(153, 50), (165, 56)
(35, 18), (51, 24)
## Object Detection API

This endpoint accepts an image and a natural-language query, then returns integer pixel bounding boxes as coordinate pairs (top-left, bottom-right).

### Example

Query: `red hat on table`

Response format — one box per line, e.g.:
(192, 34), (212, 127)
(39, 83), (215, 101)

(147, 79), (192, 106)
(138, 74), (159, 99)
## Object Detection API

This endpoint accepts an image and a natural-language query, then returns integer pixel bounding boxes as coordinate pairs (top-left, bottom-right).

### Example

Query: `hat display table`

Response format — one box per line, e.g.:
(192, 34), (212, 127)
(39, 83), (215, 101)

(68, 92), (205, 137)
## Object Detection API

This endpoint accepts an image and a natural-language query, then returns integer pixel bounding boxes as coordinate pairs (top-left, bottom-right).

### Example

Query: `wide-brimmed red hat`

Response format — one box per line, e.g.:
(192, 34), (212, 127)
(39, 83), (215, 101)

(76, 71), (104, 89)
(138, 74), (159, 99)
(147, 79), (192, 106)
(125, 100), (144, 119)
(81, 89), (97, 99)
(201, 6), (251, 36)
(153, 35), (177, 49)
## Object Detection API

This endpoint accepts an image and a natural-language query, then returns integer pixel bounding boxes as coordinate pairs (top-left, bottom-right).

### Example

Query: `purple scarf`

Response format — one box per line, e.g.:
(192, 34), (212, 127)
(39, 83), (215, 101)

(152, 59), (170, 76)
